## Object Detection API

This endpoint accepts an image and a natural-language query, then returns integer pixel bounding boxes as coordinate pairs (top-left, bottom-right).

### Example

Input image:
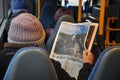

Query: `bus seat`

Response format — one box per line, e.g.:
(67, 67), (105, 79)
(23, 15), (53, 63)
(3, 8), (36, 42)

(40, 0), (56, 10)
(4, 47), (58, 80)
(46, 15), (75, 53)
(88, 46), (120, 80)
(86, 6), (100, 22)
(40, 2), (57, 30)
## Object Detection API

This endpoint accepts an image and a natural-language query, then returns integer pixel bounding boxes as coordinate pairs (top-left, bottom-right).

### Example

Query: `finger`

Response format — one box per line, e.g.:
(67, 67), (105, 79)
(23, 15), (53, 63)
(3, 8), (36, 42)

(83, 50), (86, 57)
(83, 50), (88, 57)
(87, 52), (94, 60)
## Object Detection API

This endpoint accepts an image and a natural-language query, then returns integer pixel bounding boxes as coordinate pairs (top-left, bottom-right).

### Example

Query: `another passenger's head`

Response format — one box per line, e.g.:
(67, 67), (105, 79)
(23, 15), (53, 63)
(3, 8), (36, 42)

(13, 0), (31, 14)
(54, 7), (73, 21)
(8, 13), (45, 47)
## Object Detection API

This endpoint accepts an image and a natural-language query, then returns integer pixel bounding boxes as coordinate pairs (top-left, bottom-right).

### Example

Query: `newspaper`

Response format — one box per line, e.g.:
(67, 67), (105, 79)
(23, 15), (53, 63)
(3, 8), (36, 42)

(50, 21), (98, 79)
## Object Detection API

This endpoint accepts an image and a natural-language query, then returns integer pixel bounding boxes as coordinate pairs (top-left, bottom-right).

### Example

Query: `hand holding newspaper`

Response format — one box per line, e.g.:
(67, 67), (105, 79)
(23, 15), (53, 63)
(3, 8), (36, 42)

(50, 21), (98, 79)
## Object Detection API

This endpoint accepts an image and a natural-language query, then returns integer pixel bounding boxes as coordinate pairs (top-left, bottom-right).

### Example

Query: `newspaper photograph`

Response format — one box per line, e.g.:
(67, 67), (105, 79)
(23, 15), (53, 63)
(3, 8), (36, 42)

(50, 21), (98, 79)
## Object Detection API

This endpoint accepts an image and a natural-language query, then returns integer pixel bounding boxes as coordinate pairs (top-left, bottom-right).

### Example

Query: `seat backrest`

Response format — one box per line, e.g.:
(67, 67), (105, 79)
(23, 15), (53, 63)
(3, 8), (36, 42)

(46, 15), (75, 53)
(40, 0), (56, 10)
(88, 46), (120, 80)
(91, 7), (100, 19)
(4, 47), (58, 80)
(40, 2), (57, 30)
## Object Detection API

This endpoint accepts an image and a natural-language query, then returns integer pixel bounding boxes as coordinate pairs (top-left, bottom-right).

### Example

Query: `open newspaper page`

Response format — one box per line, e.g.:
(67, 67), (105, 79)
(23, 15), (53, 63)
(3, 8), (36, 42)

(85, 23), (98, 51)
(50, 21), (98, 79)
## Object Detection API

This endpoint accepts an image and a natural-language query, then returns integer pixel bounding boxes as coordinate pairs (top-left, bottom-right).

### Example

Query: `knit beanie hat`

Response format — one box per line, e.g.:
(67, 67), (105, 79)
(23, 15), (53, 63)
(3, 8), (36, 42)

(13, 0), (31, 14)
(8, 13), (45, 46)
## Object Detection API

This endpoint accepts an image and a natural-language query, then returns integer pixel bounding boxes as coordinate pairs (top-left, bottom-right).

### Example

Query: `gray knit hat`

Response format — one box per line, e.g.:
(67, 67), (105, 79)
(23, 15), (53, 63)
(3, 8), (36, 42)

(8, 13), (45, 46)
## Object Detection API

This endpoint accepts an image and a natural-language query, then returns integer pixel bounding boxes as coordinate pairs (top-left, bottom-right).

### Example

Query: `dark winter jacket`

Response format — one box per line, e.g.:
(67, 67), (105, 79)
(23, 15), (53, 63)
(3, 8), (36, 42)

(52, 59), (93, 80)
(0, 43), (93, 80)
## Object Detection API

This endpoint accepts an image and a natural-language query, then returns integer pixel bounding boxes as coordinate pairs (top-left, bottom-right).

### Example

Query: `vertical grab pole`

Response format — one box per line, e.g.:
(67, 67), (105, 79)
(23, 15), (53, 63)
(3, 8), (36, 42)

(38, 0), (40, 19)
(99, 0), (105, 35)
(78, 0), (82, 22)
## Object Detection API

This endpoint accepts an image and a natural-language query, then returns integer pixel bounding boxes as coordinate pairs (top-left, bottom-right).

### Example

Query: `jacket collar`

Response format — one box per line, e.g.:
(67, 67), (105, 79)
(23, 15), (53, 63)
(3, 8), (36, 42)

(4, 43), (40, 49)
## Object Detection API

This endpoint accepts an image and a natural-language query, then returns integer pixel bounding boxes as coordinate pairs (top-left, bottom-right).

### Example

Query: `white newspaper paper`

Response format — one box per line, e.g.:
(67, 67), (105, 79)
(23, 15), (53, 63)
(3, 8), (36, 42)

(50, 22), (98, 79)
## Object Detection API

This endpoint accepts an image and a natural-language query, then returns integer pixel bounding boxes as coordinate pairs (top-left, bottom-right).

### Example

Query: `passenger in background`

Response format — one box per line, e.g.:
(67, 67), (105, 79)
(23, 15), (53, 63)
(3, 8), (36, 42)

(5, 0), (31, 42)
(12, 0), (31, 15)
(46, 7), (73, 40)
(0, 13), (94, 80)
(0, 13), (46, 79)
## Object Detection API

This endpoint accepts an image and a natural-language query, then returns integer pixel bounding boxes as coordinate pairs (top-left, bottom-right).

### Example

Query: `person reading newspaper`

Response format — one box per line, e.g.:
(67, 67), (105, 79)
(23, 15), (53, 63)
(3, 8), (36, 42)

(52, 49), (94, 80)
(49, 21), (98, 80)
